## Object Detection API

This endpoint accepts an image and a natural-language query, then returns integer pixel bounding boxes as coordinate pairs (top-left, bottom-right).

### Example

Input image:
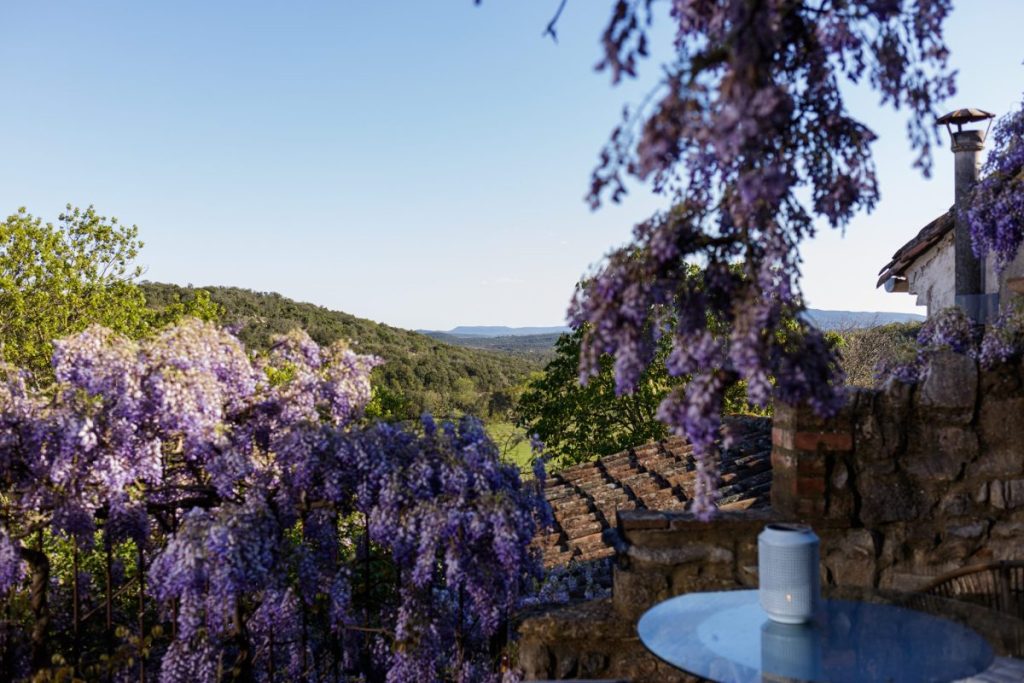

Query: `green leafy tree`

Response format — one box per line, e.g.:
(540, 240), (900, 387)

(452, 376), (486, 415)
(487, 389), (516, 420)
(516, 326), (674, 467)
(365, 385), (414, 421)
(516, 262), (827, 468)
(0, 205), (219, 382)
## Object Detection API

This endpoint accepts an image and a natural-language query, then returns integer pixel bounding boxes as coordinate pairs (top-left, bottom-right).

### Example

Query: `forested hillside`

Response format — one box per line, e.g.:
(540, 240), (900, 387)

(141, 283), (541, 419)
(423, 331), (560, 362)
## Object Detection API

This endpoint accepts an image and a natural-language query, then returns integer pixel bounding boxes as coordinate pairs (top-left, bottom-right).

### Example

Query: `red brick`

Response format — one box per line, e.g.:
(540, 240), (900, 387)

(772, 426), (794, 450)
(771, 448), (798, 472)
(772, 471), (797, 498)
(797, 455), (827, 476)
(794, 430), (853, 452)
(796, 476), (826, 496)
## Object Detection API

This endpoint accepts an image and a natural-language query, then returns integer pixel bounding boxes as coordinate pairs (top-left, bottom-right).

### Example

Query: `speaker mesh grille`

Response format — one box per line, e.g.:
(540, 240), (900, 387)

(758, 526), (819, 622)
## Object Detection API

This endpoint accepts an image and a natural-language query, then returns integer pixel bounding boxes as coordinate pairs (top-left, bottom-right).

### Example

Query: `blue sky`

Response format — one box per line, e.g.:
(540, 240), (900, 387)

(1, 2), (1022, 330)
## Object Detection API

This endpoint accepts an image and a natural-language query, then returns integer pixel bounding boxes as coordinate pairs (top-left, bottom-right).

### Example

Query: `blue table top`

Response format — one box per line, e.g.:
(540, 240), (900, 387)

(637, 590), (994, 683)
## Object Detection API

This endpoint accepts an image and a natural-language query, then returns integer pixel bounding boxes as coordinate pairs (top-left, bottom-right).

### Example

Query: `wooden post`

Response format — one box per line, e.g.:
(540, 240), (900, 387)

(137, 542), (146, 683)
(21, 531), (50, 672)
(268, 630), (276, 682)
(72, 541), (80, 671)
(106, 542), (114, 683)
(232, 601), (254, 682)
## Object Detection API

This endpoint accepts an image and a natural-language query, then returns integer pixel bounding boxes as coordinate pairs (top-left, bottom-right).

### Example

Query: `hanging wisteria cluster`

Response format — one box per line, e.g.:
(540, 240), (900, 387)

(569, 0), (957, 515)
(877, 304), (1024, 383)
(966, 93), (1024, 268)
(0, 319), (549, 682)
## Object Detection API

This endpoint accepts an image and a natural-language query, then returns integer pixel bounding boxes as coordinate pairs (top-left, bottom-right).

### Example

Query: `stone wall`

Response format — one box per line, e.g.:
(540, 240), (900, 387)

(772, 350), (1024, 585)
(519, 351), (1024, 680)
(517, 599), (698, 683)
(612, 351), (1024, 616)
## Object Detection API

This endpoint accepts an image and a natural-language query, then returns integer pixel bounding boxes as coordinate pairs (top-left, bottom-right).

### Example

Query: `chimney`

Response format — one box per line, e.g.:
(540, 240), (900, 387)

(937, 108), (996, 322)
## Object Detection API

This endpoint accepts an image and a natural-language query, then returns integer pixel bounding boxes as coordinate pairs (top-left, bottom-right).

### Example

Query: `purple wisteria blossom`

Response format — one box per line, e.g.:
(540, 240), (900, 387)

(966, 94), (1024, 269)
(917, 307), (977, 355)
(979, 305), (1024, 368)
(878, 304), (1024, 385)
(572, 0), (955, 514)
(0, 321), (549, 682)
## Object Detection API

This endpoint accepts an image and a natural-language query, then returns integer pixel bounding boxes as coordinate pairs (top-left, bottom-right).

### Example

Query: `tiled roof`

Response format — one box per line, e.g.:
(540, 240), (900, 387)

(876, 208), (954, 288)
(534, 416), (772, 568)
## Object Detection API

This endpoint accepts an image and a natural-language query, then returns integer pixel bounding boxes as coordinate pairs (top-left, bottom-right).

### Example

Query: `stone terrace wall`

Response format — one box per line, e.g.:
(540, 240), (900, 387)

(611, 351), (1024, 621)
(519, 351), (1024, 679)
(773, 350), (1024, 584)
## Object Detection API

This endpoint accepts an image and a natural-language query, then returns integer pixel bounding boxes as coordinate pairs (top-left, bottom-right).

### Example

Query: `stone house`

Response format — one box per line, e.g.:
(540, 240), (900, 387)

(877, 108), (1024, 319)
(876, 208), (1024, 317)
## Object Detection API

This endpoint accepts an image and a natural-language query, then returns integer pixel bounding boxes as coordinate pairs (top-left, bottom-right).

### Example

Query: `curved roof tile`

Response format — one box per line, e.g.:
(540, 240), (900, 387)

(876, 208), (954, 288)
(535, 416), (772, 567)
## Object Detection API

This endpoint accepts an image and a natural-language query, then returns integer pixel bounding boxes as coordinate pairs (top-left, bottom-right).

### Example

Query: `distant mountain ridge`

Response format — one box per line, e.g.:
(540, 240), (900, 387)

(437, 325), (571, 337)
(803, 309), (924, 330)
(430, 310), (923, 338)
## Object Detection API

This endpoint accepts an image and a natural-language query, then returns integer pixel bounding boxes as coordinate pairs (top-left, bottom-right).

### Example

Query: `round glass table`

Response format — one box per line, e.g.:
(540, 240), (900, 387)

(637, 590), (994, 682)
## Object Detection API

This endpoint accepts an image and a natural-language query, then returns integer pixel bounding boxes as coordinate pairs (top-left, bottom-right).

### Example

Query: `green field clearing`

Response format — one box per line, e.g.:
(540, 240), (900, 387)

(486, 421), (535, 472)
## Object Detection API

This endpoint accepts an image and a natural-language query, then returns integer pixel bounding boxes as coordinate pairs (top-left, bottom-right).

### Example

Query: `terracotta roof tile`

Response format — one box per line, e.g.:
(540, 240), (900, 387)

(876, 208), (954, 287)
(535, 416), (772, 568)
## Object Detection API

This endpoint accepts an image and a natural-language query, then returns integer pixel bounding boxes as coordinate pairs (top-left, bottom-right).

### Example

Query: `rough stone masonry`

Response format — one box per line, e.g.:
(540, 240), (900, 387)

(518, 350), (1024, 681)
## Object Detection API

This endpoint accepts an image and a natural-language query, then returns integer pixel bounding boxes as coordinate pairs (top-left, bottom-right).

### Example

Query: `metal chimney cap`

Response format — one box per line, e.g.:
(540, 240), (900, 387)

(937, 108), (995, 125)
(938, 108), (996, 141)
(937, 108), (995, 127)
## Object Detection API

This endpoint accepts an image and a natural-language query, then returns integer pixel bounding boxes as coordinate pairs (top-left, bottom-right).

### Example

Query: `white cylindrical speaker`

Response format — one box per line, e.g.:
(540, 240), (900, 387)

(758, 523), (820, 624)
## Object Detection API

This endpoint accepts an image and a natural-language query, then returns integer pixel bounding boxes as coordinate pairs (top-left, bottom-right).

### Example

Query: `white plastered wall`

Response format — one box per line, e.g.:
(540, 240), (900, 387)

(905, 232), (955, 316)
(987, 249), (1024, 305)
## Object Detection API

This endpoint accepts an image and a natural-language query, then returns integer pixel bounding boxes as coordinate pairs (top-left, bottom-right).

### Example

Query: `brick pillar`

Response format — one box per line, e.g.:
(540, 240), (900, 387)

(771, 401), (854, 520)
